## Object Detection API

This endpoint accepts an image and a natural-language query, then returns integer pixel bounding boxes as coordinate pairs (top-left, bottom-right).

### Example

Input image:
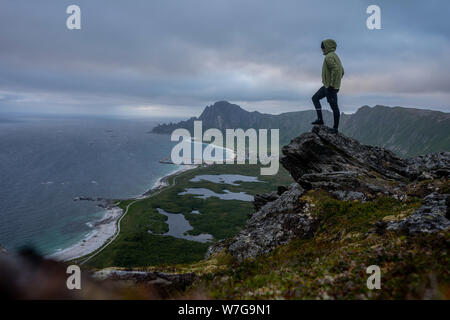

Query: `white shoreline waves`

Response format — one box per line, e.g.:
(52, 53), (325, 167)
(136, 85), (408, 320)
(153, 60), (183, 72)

(48, 206), (123, 262)
(48, 164), (197, 262)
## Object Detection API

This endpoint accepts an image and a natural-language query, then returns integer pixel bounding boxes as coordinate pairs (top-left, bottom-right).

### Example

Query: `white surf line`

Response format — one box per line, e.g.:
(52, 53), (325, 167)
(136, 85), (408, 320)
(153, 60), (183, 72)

(79, 200), (136, 265)
(79, 171), (185, 265)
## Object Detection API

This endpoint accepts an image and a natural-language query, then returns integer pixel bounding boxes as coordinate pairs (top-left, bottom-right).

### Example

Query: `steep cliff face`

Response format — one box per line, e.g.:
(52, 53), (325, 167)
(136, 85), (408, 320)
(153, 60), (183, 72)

(207, 126), (450, 262)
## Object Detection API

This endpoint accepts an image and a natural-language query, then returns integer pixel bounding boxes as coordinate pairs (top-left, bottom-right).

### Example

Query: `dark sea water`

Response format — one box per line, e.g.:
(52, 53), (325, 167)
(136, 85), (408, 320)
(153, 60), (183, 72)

(0, 116), (180, 255)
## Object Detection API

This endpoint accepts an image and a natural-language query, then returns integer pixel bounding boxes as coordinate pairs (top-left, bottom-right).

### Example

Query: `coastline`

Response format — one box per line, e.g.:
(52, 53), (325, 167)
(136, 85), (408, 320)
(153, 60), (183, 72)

(48, 164), (198, 262)
(138, 164), (197, 199)
(47, 206), (123, 262)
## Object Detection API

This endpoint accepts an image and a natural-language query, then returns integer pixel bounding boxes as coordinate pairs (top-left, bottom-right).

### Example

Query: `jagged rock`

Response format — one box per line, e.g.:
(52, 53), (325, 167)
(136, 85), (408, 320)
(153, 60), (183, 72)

(154, 271), (196, 289)
(253, 183), (304, 215)
(253, 191), (279, 211)
(205, 240), (227, 259)
(298, 171), (392, 200)
(208, 183), (318, 261)
(281, 126), (449, 200)
(277, 185), (289, 195)
(93, 269), (196, 291)
(329, 189), (367, 202)
(406, 152), (450, 179)
(281, 127), (449, 234)
(385, 193), (450, 234)
(281, 126), (412, 183)
(252, 186), (291, 211)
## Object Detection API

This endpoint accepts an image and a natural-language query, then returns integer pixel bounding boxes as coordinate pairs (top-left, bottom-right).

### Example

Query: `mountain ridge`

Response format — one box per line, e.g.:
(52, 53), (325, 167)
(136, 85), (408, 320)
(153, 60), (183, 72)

(152, 101), (450, 157)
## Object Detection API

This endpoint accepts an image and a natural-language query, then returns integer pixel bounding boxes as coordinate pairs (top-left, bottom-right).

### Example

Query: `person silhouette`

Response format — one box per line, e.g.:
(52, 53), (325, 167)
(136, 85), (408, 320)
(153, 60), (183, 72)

(311, 39), (344, 133)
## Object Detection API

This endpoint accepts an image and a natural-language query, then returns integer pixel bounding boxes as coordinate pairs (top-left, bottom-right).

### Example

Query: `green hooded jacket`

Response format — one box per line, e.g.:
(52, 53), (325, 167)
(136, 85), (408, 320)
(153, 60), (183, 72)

(321, 39), (344, 89)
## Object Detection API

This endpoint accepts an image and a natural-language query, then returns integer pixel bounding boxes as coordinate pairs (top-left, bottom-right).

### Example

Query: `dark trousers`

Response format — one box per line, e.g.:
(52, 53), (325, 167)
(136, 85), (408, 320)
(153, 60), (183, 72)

(312, 86), (340, 129)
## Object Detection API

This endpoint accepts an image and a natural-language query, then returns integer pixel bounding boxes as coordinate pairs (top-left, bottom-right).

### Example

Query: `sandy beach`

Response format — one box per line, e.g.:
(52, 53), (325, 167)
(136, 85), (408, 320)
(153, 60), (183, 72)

(48, 206), (123, 262)
(139, 164), (197, 198)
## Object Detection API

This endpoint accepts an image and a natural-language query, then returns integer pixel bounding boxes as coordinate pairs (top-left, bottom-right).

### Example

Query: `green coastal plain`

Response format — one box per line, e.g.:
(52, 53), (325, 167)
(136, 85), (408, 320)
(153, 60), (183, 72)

(78, 164), (292, 268)
(71, 162), (450, 299)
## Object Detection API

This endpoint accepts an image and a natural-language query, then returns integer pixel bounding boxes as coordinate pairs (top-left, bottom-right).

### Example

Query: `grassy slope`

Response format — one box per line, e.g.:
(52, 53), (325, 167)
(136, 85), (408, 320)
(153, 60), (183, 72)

(84, 164), (292, 268)
(183, 189), (449, 299)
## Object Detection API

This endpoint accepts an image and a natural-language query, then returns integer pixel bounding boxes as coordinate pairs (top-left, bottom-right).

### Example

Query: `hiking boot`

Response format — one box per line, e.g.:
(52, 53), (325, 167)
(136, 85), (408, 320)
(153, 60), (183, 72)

(311, 119), (324, 125)
(330, 128), (338, 134)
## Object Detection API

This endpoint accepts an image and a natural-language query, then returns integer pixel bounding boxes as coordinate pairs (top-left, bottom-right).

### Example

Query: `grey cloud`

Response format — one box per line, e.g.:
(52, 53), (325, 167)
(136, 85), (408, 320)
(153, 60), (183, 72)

(0, 0), (449, 116)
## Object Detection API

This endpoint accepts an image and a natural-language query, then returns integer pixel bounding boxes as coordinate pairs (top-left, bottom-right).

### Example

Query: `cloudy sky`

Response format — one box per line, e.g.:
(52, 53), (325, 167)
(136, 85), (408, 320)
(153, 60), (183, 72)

(0, 0), (449, 118)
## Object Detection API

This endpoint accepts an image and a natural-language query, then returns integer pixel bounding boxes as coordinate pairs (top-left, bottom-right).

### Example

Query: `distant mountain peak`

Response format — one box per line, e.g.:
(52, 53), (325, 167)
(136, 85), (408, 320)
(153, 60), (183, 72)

(200, 101), (247, 117)
(212, 100), (235, 107)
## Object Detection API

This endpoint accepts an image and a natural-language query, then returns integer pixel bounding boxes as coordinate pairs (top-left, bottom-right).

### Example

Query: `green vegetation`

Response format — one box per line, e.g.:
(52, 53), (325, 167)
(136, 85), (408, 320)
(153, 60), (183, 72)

(83, 164), (292, 268)
(185, 191), (449, 299)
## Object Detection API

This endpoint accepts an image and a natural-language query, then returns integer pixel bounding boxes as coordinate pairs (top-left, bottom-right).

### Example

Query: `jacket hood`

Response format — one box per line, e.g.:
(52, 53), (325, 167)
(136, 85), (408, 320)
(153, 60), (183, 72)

(322, 39), (337, 55)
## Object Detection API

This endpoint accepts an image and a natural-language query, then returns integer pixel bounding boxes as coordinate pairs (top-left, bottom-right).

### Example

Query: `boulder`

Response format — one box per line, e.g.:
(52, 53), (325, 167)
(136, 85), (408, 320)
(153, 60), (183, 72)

(385, 193), (450, 234)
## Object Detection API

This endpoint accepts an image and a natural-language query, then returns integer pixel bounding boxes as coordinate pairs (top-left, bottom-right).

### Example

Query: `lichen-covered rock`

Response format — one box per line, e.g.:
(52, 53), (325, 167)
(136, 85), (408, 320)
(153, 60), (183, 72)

(406, 152), (450, 179)
(93, 269), (196, 292)
(386, 193), (450, 234)
(280, 126), (412, 182)
(298, 171), (394, 201)
(207, 183), (318, 261)
(253, 191), (279, 211)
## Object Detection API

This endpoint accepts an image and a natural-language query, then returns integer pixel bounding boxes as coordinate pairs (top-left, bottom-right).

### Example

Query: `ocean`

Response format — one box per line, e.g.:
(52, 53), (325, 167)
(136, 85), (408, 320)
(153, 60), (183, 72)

(0, 116), (181, 255)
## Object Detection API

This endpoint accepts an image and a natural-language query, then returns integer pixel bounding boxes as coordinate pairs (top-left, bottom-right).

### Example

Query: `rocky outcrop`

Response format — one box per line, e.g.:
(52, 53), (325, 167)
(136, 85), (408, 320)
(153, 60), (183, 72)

(383, 193), (450, 234)
(253, 191), (279, 211)
(252, 186), (288, 211)
(207, 183), (317, 261)
(207, 126), (450, 262)
(93, 269), (196, 293)
(282, 126), (411, 182)
(406, 152), (450, 180)
(281, 126), (449, 198)
(73, 196), (118, 209)
(280, 126), (449, 237)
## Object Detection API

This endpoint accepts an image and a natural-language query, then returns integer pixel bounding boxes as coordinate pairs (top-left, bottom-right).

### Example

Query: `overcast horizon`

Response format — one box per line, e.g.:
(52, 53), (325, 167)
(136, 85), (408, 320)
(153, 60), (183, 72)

(1, 0), (449, 118)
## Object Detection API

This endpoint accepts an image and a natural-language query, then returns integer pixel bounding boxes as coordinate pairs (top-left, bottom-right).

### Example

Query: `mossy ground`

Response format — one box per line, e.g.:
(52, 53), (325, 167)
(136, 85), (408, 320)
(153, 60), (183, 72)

(184, 190), (450, 299)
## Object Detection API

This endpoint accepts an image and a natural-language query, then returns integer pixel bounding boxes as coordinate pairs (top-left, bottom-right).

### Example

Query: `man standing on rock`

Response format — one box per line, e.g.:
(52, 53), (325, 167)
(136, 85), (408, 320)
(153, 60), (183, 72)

(311, 39), (344, 133)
